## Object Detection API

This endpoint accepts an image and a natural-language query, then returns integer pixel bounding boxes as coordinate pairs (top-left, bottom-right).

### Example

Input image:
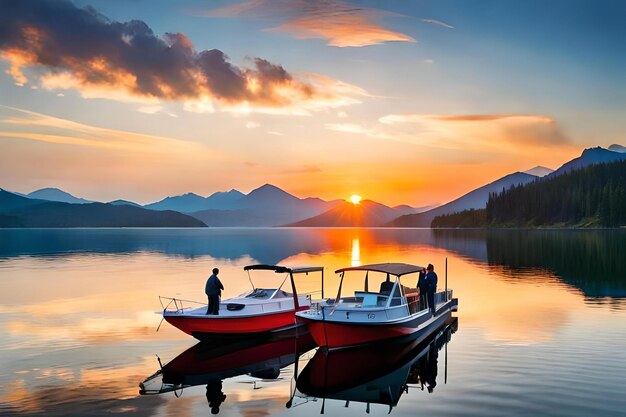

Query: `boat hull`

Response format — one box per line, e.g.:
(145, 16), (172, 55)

(164, 308), (308, 340)
(298, 298), (457, 349)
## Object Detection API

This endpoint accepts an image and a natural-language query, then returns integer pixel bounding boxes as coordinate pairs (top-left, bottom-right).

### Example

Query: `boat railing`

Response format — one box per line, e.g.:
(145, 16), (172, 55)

(435, 290), (453, 306)
(406, 289), (453, 314)
(159, 296), (206, 313)
(406, 295), (425, 314)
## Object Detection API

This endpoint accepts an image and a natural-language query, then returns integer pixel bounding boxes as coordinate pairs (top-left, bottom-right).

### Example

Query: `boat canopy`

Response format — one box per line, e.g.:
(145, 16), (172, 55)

(244, 264), (324, 274)
(335, 263), (425, 277)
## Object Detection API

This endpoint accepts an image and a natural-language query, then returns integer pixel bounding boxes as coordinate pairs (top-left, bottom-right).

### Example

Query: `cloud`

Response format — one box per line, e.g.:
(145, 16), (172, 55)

(136, 105), (163, 114)
(325, 122), (389, 138)
(284, 165), (322, 174)
(203, 0), (415, 47)
(0, 106), (207, 153)
(245, 121), (260, 129)
(0, 0), (364, 112)
(421, 18), (455, 29)
(378, 113), (570, 151)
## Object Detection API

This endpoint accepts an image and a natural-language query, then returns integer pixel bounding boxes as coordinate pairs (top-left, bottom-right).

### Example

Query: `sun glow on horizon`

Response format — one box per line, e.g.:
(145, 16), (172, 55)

(350, 194), (362, 204)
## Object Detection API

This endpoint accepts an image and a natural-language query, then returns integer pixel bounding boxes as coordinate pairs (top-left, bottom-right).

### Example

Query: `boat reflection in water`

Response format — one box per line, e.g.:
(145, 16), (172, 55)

(139, 329), (316, 414)
(294, 317), (458, 414)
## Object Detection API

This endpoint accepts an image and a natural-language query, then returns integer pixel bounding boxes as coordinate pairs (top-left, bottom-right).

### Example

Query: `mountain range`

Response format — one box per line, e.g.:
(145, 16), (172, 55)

(0, 190), (205, 228)
(547, 146), (626, 178)
(144, 189), (246, 212)
(26, 187), (93, 204)
(387, 146), (626, 227)
(388, 171), (541, 227)
(188, 184), (344, 226)
(3, 145), (624, 228)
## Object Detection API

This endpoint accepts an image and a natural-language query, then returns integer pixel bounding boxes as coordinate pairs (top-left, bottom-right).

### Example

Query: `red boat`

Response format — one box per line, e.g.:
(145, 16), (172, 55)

(161, 264), (324, 340)
(295, 263), (458, 349)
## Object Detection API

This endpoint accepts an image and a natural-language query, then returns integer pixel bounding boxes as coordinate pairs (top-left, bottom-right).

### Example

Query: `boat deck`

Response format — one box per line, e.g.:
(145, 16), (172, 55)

(163, 290), (311, 318)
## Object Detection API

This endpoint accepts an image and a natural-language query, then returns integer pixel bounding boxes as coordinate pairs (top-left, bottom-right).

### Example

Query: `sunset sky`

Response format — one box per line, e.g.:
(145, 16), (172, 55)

(1, 0), (625, 206)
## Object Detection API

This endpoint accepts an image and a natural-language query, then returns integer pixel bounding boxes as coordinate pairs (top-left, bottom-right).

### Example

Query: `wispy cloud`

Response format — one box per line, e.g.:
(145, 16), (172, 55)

(136, 105), (163, 115)
(378, 113), (570, 152)
(202, 0), (415, 47)
(325, 122), (389, 138)
(421, 18), (455, 29)
(0, 0), (364, 113)
(0, 106), (206, 152)
(284, 165), (322, 174)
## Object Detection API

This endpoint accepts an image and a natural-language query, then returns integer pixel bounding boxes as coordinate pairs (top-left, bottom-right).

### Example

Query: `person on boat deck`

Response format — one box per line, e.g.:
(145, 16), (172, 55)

(205, 268), (224, 315)
(417, 267), (429, 311)
(425, 264), (438, 315)
(379, 273), (394, 294)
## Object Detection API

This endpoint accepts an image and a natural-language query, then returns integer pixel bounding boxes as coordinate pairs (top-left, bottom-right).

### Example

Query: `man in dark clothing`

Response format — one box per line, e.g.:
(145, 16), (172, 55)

(417, 268), (429, 311)
(425, 264), (438, 315)
(205, 268), (224, 315)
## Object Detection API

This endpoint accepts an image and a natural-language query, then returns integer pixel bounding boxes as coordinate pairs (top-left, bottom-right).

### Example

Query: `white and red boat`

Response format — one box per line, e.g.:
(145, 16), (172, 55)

(161, 264), (324, 340)
(295, 263), (458, 349)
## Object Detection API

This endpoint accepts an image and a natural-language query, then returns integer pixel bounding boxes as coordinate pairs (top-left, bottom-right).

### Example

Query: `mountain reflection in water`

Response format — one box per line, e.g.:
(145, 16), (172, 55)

(3, 228), (624, 301)
(432, 229), (626, 299)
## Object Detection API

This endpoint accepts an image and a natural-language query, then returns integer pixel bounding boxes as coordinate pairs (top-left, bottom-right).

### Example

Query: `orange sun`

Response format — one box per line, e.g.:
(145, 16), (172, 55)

(350, 194), (362, 204)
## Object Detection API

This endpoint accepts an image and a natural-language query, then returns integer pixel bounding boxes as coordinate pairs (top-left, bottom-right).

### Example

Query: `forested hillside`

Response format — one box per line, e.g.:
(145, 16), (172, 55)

(486, 160), (626, 227)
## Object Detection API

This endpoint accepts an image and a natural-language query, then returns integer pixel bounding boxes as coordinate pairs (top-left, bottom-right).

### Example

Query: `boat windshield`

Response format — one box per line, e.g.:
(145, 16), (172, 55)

(331, 268), (420, 309)
(244, 288), (292, 300)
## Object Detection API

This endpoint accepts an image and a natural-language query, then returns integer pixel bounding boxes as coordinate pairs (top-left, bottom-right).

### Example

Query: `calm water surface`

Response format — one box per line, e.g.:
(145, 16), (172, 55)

(1, 228), (625, 416)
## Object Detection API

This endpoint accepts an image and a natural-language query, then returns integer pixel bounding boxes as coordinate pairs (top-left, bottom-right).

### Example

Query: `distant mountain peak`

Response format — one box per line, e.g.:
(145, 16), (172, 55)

(108, 199), (141, 207)
(27, 187), (92, 204)
(35, 187), (62, 192)
(548, 146), (626, 178)
(523, 166), (554, 177)
(608, 144), (626, 153)
(581, 146), (610, 156)
(247, 184), (294, 198)
(252, 183), (283, 192)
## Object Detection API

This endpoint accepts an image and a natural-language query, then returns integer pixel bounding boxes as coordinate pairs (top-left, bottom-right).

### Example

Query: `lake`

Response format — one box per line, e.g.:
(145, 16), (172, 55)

(1, 228), (625, 416)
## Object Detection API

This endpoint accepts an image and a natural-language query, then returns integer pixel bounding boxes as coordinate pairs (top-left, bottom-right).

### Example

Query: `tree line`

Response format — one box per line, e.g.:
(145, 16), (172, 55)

(431, 159), (626, 227)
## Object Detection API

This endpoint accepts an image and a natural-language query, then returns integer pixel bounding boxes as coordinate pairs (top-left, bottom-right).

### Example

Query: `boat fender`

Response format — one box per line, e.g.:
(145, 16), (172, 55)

(226, 303), (246, 311)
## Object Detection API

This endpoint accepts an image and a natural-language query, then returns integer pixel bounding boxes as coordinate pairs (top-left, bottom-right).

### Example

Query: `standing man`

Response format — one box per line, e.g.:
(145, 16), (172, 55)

(425, 264), (438, 316)
(417, 267), (429, 311)
(205, 267), (224, 315)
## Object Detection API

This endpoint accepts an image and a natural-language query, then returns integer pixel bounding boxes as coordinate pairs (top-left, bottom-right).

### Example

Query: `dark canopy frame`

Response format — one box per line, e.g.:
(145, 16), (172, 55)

(243, 264), (326, 306)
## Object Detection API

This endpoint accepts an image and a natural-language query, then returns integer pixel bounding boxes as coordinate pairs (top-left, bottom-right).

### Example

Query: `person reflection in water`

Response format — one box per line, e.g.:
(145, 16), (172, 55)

(205, 267), (224, 315)
(206, 380), (227, 414)
(408, 339), (439, 393)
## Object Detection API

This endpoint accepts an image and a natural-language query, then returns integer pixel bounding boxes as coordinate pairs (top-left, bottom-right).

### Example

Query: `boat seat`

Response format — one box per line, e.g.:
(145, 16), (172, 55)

(379, 280), (394, 295)
(226, 303), (245, 311)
